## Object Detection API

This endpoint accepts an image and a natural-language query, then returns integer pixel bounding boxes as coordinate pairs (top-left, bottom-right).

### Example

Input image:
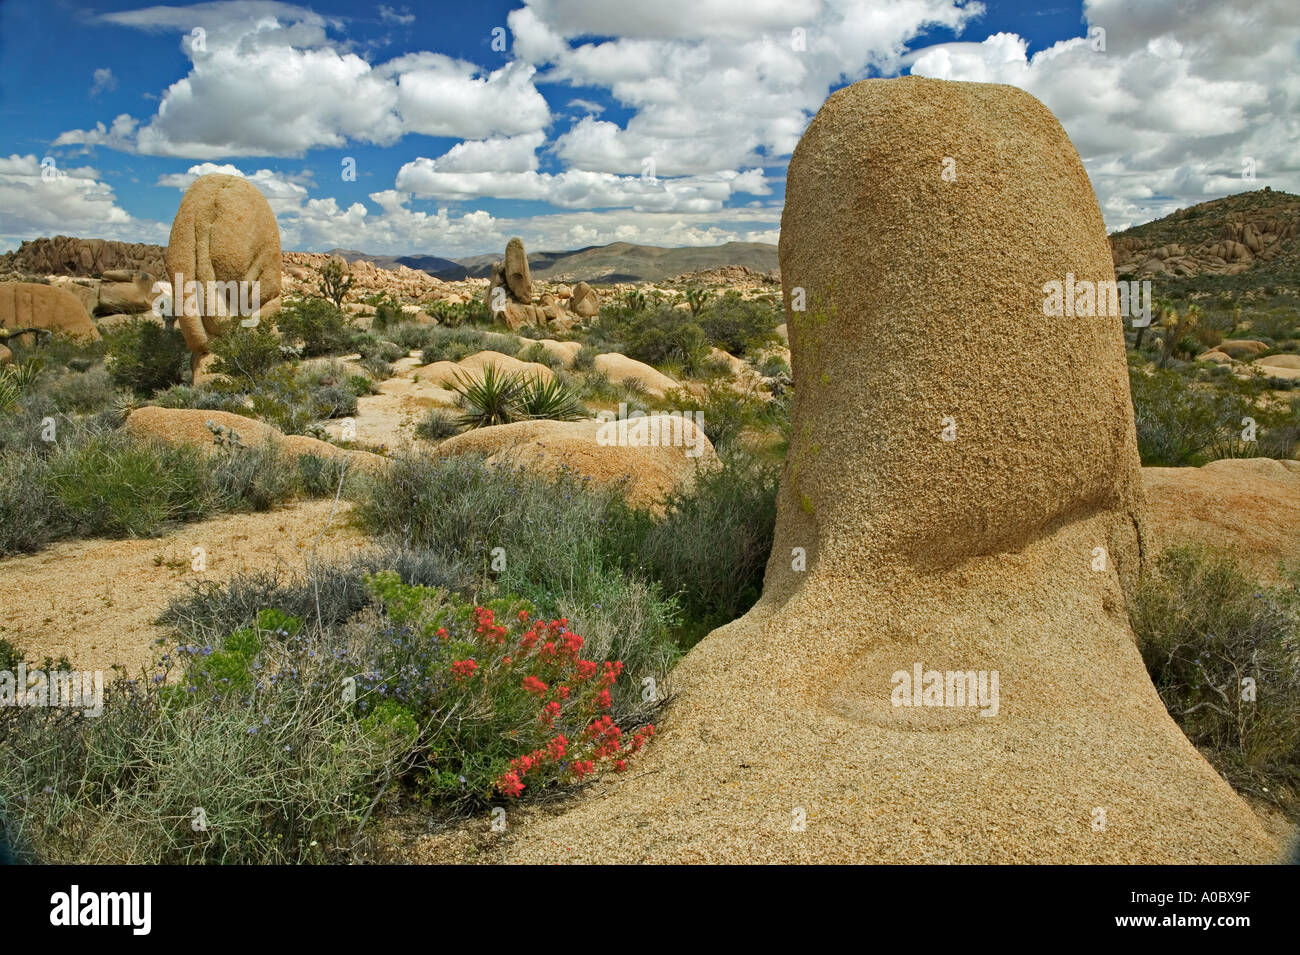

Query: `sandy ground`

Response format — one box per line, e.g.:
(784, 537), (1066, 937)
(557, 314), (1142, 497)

(0, 500), (363, 674)
(319, 353), (450, 451)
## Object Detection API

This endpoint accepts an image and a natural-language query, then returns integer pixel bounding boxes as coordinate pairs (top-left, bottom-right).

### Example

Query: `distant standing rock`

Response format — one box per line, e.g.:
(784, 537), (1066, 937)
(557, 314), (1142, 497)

(165, 174), (282, 382)
(570, 281), (599, 318)
(504, 237), (532, 303)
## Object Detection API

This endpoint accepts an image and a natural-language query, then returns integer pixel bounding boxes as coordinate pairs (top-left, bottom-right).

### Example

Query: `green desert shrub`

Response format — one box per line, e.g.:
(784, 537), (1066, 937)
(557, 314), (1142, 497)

(667, 380), (774, 452)
(419, 326), (520, 365)
(208, 323), (285, 383)
(359, 355), (394, 381)
(1132, 547), (1300, 815)
(206, 440), (301, 512)
(0, 451), (65, 556)
(450, 364), (525, 429)
(105, 319), (190, 396)
(697, 292), (781, 356)
(0, 361), (42, 413)
(639, 452), (779, 639)
(0, 613), (413, 864)
(371, 300), (405, 331)
(415, 407), (460, 441)
(160, 546), (473, 640)
(276, 298), (355, 357)
(515, 374), (586, 421)
(622, 305), (710, 374)
(352, 455), (668, 655)
(386, 322), (439, 353)
(45, 431), (209, 538)
(426, 299), (490, 328)
(1245, 308), (1299, 342)
(756, 353), (791, 379)
(448, 367), (586, 428)
(38, 365), (119, 414)
(1129, 360), (1300, 465)
(0, 415), (341, 557)
(295, 453), (354, 498)
(516, 342), (567, 372)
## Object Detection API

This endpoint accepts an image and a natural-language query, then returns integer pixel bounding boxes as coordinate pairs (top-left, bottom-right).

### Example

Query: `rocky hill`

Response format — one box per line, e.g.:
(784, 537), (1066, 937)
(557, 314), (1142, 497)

(1109, 188), (1300, 295)
(1, 236), (165, 277)
(2, 237), (779, 286)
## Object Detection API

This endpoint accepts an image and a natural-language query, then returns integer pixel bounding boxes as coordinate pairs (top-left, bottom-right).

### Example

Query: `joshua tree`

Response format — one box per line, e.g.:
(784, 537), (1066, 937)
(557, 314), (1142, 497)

(1136, 296), (1172, 352)
(318, 257), (353, 309)
(1158, 301), (1201, 363)
(621, 288), (648, 314)
(684, 285), (713, 316)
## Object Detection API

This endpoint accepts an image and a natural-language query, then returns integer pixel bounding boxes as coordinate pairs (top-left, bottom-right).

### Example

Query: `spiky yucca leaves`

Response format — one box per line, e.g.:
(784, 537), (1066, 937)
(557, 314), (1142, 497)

(449, 366), (588, 429)
(0, 362), (42, 412)
(450, 364), (526, 429)
(516, 374), (586, 422)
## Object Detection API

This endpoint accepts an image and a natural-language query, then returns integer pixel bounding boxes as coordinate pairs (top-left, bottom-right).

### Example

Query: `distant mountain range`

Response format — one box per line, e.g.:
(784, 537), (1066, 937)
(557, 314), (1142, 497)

(324, 249), (467, 279)
(327, 240), (780, 283)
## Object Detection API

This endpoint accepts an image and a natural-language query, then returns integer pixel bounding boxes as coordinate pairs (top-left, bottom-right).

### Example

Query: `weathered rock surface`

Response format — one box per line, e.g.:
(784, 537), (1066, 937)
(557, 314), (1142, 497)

(0, 282), (100, 340)
(1, 236), (165, 277)
(1143, 458), (1300, 584)
(125, 407), (384, 471)
(492, 76), (1279, 864)
(570, 281), (599, 318)
(165, 174), (283, 380)
(592, 352), (679, 399)
(435, 417), (716, 510)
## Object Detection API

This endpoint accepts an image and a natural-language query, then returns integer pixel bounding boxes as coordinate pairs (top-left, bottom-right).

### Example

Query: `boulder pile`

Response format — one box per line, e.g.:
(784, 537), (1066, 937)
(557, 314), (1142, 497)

(1111, 208), (1297, 277)
(484, 237), (597, 331)
(1, 236), (165, 277)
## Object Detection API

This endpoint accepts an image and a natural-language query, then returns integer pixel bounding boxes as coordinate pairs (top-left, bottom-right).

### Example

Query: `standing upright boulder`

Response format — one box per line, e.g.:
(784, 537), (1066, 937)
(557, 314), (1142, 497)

(503, 236), (532, 303)
(570, 281), (599, 318)
(165, 174), (282, 381)
(493, 76), (1280, 864)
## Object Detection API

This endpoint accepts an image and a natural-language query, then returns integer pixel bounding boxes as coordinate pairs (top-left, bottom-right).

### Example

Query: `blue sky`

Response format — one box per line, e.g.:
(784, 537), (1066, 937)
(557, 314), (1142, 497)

(1, 0), (1296, 257)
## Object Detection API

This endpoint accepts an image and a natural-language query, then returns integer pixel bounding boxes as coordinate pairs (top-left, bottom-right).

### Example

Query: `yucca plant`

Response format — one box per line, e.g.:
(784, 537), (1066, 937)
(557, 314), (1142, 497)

(516, 374), (586, 421)
(0, 362), (42, 413)
(450, 364), (525, 429)
(684, 286), (713, 316)
(621, 289), (648, 314)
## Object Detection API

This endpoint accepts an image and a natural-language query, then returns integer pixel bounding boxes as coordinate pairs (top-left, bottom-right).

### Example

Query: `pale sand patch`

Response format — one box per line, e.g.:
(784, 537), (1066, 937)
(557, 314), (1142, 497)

(0, 500), (363, 674)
